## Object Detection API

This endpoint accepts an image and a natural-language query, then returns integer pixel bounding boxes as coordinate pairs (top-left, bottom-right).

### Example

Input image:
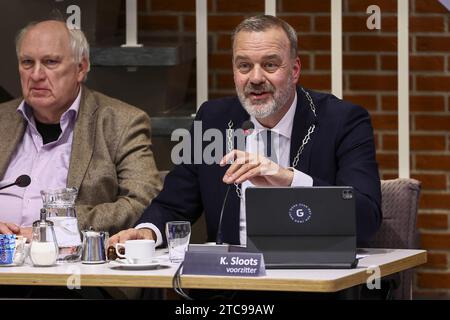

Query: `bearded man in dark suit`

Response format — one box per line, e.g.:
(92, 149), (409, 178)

(111, 15), (381, 249)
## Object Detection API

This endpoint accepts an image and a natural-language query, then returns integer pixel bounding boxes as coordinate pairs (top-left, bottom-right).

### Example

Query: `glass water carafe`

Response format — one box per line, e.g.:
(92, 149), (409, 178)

(40, 187), (82, 262)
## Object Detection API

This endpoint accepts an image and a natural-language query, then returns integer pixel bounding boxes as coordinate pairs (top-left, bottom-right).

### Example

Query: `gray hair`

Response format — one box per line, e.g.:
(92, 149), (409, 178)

(15, 20), (91, 77)
(232, 15), (298, 59)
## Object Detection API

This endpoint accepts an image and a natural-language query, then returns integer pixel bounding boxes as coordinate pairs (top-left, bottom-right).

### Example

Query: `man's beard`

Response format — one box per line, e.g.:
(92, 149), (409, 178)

(236, 76), (293, 119)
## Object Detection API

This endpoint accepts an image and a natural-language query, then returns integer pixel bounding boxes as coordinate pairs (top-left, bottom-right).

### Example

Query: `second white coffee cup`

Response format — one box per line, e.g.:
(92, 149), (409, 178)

(115, 239), (155, 264)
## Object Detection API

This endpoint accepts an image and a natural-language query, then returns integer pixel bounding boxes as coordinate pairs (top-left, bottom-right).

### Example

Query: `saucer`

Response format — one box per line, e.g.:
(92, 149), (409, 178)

(108, 259), (162, 270)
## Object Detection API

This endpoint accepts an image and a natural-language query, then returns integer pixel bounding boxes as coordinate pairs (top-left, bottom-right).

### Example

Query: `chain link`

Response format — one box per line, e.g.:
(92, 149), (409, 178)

(225, 121), (243, 198)
(291, 88), (317, 168)
(226, 120), (234, 155)
(292, 124), (315, 168)
(234, 182), (242, 198)
(301, 87), (316, 117)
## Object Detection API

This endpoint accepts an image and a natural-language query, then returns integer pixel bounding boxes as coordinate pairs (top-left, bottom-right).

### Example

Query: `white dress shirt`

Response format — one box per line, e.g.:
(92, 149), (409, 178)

(137, 92), (313, 246)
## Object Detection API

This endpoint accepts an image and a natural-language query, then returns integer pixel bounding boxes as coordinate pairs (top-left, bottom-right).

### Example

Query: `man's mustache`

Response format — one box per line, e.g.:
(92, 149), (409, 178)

(244, 83), (275, 95)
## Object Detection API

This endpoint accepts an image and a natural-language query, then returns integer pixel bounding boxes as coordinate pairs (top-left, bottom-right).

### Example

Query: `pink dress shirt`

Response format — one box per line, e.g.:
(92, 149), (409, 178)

(0, 91), (81, 227)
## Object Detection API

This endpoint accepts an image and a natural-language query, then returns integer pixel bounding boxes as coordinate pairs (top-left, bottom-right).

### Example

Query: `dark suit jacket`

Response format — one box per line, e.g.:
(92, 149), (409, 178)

(0, 86), (162, 234)
(136, 86), (381, 245)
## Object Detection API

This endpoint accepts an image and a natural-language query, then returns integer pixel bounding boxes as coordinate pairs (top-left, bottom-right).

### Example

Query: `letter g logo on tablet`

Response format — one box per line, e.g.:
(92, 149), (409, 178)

(288, 203), (312, 224)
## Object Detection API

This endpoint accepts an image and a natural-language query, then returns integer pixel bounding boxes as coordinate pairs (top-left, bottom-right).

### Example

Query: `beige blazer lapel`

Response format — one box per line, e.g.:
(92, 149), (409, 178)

(67, 87), (98, 190)
(0, 101), (26, 179)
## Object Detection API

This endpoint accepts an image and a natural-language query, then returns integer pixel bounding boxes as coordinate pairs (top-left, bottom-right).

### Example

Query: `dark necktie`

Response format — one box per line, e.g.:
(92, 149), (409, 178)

(262, 130), (278, 164)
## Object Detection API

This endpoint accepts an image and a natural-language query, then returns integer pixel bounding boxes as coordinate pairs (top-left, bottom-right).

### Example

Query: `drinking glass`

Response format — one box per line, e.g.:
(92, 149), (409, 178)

(165, 221), (191, 263)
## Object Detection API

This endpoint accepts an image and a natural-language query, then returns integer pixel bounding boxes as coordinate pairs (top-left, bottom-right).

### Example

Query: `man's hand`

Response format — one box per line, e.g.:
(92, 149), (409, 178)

(220, 150), (294, 186)
(0, 222), (20, 235)
(108, 228), (156, 247)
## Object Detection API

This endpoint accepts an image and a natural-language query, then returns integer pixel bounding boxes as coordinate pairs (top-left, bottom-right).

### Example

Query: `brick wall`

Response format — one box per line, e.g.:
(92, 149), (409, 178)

(136, 0), (450, 298)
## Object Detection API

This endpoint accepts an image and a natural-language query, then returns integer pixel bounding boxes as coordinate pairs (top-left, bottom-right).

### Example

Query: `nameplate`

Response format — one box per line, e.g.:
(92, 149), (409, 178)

(182, 244), (266, 277)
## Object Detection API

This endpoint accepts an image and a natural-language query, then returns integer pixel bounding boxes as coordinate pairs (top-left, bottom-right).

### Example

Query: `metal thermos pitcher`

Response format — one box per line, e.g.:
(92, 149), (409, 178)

(81, 228), (108, 264)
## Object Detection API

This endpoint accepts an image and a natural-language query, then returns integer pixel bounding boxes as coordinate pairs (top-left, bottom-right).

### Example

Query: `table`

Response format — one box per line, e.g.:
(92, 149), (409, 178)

(0, 248), (426, 293)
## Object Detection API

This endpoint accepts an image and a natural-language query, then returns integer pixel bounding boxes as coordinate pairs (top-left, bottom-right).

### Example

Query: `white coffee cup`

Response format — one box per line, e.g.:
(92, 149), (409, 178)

(115, 239), (155, 264)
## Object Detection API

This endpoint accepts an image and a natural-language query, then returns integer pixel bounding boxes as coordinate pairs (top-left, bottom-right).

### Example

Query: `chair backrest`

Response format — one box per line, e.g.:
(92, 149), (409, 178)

(366, 178), (421, 299)
(371, 178), (421, 249)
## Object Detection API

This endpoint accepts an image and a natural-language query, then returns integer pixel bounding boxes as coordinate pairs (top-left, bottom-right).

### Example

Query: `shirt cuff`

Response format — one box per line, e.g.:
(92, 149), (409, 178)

(135, 223), (163, 247)
(289, 168), (313, 187)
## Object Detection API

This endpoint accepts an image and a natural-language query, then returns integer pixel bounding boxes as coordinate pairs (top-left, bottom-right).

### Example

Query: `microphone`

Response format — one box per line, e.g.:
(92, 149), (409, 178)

(216, 121), (255, 245)
(216, 185), (230, 245)
(0, 175), (31, 191)
(241, 120), (255, 136)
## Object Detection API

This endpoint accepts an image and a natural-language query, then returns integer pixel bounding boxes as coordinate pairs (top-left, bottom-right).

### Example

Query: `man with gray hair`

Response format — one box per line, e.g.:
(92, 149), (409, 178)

(0, 20), (162, 240)
(111, 15), (381, 255)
